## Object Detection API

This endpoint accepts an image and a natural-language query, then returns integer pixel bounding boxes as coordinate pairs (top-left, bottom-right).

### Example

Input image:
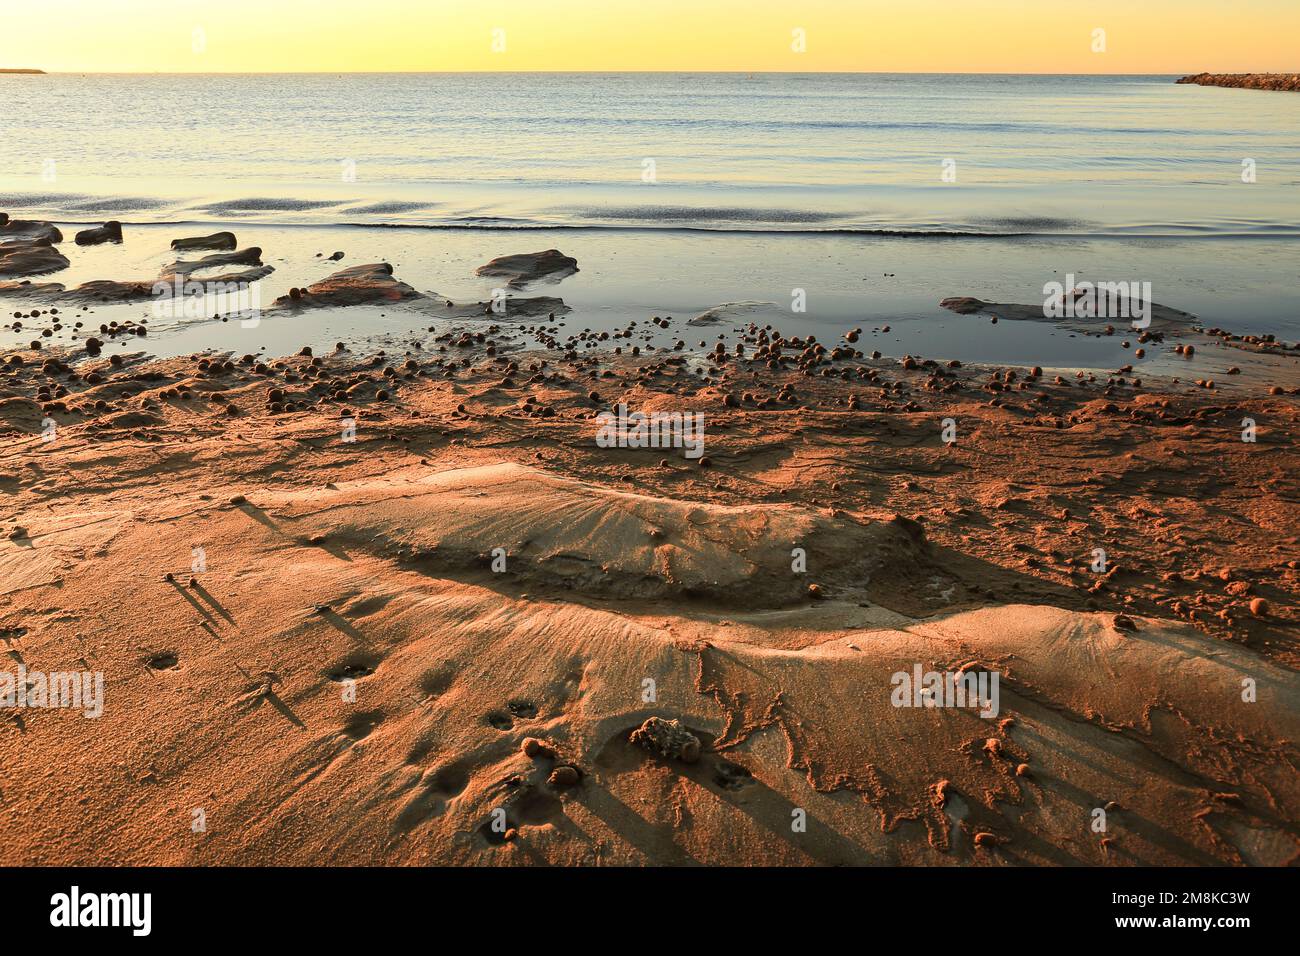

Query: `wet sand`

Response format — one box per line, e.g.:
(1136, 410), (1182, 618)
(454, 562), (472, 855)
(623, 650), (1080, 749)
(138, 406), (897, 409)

(3, 220), (1299, 375)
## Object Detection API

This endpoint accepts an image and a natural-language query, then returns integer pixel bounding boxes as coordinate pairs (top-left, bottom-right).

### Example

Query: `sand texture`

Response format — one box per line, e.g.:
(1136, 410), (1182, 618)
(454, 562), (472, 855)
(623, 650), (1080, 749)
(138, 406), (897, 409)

(1, 335), (1296, 866)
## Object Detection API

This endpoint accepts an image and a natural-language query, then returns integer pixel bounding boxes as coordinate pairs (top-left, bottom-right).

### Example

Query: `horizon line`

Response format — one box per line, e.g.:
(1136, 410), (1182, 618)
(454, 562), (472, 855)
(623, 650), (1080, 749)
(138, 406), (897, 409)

(3, 68), (1249, 76)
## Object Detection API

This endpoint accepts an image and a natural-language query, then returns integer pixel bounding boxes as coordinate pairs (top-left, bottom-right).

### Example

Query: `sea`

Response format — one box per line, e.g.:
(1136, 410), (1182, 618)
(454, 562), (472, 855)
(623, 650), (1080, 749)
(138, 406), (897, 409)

(2, 72), (1298, 367)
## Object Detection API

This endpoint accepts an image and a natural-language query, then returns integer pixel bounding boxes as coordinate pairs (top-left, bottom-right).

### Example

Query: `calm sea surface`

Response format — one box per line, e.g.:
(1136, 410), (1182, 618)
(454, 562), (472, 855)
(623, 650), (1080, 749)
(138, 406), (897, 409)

(2, 72), (1298, 235)
(2, 73), (1298, 367)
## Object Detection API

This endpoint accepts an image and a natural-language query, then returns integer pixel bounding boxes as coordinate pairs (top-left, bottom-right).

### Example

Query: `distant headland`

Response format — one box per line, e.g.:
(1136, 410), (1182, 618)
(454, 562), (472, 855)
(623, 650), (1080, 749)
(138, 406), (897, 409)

(0, 69), (45, 74)
(1177, 72), (1299, 92)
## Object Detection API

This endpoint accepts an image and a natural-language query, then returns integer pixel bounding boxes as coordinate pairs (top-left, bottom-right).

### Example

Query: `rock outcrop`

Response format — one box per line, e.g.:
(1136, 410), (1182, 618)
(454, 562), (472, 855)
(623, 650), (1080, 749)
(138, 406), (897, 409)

(160, 247), (272, 288)
(0, 239), (70, 278)
(171, 231), (238, 251)
(476, 249), (578, 289)
(1176, 73), (1300, 92)
(0, 278), (155, 304)
(940, 294), (1196, 331)
(1, 214), (63, 245)
(0, 215), (69, 278)
(75, 221), (123, 246)
(273, 262), (419, 308)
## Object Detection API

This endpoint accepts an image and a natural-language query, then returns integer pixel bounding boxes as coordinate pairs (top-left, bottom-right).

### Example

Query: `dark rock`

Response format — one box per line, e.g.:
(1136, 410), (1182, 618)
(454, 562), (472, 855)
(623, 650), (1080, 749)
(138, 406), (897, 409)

(171, 231), (237, 251)
(74, 221), (123, 246)
(0, 239), (69, 278)
(272, 262), (419, 309)
(475, 249), (578, 289)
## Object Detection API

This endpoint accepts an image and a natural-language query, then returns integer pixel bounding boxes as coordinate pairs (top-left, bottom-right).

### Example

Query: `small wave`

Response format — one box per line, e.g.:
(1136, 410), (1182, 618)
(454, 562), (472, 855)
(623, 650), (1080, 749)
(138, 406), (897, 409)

(67, 196), (176, 212)
(346, 220), (1033, 237)
(976, 216), (1087, 231)
(346, 201), (436, 214)
(339, 220), (1300, 239)
(439, 215), (547, 227)
(196, 197), (348, 213)
(6, 195), (1297, 240)
(576, 206), (844, 224)
(1, 193), (89, 208)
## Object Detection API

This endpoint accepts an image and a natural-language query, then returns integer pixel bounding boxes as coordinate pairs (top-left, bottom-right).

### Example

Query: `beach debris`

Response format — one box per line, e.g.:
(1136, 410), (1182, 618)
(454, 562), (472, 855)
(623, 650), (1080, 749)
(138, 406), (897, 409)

(630, 717), (701, 764)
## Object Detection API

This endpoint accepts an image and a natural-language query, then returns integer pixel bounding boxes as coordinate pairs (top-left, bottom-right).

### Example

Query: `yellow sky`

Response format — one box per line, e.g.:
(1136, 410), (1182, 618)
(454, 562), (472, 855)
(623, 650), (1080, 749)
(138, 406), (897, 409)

(6, 0), (1298, 73)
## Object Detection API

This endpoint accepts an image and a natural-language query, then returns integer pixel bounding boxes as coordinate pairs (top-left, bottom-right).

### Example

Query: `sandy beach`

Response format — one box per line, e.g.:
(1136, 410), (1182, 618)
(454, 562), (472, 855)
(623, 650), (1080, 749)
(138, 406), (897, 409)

(7, 0), (1300, 927)
(1, 211), (1297, 866)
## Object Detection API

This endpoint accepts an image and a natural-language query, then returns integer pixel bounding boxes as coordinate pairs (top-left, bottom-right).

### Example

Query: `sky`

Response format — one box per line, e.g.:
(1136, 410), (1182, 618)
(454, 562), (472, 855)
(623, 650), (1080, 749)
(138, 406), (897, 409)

(4, 0), (1298, 73)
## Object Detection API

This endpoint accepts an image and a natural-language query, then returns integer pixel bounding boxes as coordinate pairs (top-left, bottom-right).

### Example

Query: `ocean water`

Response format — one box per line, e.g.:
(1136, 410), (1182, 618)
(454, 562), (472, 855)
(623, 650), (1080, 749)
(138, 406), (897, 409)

(2, 72), (1298, 235)
(2, 73), (1298, 372)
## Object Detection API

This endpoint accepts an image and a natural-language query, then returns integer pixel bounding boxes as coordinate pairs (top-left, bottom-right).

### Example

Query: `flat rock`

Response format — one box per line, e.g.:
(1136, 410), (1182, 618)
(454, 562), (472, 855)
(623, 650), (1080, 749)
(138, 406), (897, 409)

(0, 215), (63, 244)
(476, 249), (578, 289)
(688, 300), (778, 326)
(162, 247), (265, 282)
(48, 278), (157, 304)
(171, 231), (237, 251)
(0, 280), (66, 297)
(416, 293), (570, 320)
(272, 262), (419, 308)
(0, 240), (69, 278)
(939, 295), (1196, 331)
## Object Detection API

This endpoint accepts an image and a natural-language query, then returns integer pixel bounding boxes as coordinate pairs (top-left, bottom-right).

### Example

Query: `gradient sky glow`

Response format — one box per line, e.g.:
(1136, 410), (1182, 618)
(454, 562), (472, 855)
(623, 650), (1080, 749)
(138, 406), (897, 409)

(5, 0), (1298, 73)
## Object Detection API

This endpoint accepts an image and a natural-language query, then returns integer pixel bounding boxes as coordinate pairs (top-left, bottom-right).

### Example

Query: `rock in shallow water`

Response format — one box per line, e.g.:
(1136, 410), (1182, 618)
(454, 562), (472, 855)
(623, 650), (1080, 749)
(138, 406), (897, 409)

(475, 249), (578, 289)
(74, 221), (123, 246)
(0, 215), (63, 245)
(0, 239), (70, 278)
(171, 231), (237, 252)
(273, 262), (419, 308)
